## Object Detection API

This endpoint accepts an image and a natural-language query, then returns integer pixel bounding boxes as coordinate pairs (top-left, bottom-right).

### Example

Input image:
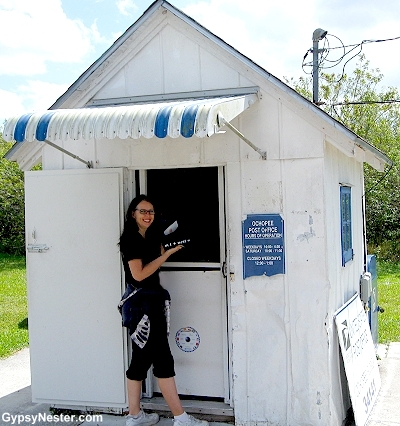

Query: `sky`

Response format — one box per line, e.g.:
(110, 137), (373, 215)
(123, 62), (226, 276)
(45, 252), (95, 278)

(1, 0), (400, 127)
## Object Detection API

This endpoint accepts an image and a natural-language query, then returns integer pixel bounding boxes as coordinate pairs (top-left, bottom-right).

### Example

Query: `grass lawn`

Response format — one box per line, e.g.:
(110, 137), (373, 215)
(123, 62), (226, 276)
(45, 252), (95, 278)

(0, 254), (398, 358)
(0, 253), (28, 358)
(377, 261), (400, 343)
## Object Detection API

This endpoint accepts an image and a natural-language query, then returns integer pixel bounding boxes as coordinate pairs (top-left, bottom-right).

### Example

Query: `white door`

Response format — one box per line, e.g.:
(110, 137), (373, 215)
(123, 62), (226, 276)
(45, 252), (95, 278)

(159, 270), (226, 398)
(145, 167), (228, 399)
(25, 168), (126, 408)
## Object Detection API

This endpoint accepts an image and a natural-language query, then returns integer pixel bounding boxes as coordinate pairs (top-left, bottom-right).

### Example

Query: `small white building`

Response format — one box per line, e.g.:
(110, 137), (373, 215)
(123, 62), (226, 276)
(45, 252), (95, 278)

(3, 1), (391, 425)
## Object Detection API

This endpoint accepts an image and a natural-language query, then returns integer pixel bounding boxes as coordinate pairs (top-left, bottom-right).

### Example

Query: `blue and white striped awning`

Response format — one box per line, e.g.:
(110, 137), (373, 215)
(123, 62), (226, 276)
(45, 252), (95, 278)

(3, 94), (257, 143)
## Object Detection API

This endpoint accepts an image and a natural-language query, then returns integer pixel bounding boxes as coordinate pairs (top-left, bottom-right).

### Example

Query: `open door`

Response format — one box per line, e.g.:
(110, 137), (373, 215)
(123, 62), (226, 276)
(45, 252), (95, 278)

(145, 166), (229, 400)
(25, 168), (127, 408)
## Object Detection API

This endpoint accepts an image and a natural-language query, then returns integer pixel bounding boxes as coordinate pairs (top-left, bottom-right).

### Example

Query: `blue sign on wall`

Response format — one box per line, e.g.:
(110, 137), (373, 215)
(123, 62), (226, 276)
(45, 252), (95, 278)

(242, 214), (285, 278)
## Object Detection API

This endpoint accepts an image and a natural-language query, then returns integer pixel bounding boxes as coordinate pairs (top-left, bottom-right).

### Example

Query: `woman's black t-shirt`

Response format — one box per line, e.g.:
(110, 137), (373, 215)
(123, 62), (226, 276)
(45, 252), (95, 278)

(119, 230), (163, 291)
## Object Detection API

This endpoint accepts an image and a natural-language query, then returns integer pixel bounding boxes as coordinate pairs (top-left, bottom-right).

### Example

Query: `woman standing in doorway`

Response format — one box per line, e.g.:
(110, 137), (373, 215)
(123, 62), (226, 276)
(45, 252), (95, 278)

(119, 195), (208, 426)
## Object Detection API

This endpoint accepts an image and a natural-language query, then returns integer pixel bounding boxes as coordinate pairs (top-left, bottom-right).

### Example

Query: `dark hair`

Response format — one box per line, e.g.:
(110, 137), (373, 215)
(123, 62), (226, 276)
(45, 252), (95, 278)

(119, 194), (156, 246)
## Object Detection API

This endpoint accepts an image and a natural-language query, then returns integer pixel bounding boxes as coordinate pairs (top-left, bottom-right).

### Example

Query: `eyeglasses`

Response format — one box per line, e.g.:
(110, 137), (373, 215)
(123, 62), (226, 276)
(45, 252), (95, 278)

(135, 209), (155, 215)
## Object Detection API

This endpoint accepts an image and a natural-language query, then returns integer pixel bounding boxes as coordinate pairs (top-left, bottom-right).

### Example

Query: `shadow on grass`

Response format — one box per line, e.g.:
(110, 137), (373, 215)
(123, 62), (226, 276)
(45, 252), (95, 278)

(18, 318), (28, 330)
(0, 253), (26, 272)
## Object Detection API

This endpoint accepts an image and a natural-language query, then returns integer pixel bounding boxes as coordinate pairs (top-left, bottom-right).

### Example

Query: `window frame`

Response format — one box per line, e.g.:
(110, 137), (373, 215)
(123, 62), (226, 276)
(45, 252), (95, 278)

(340, 185), (353, 266)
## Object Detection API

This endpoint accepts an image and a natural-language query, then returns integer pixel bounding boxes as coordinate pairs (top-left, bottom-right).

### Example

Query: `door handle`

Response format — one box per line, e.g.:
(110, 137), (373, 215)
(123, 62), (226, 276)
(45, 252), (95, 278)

(222, 262), (227, 278)
(27, 244), (49, 253)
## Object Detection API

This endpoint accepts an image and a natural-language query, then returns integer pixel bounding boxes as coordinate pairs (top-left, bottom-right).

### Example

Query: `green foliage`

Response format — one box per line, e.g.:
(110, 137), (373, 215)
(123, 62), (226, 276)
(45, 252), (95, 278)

(286, 55), (400, 261)
(377, 261), (400, 343)
(0, 137), (25, 255)
(0, 253), (28, 358)
(368, 241), (400, 264)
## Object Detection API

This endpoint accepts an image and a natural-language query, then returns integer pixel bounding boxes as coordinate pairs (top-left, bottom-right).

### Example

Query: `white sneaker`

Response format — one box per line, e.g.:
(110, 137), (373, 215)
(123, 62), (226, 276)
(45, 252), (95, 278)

(126, 411), (160, 426)
(173, 414), (209, 426)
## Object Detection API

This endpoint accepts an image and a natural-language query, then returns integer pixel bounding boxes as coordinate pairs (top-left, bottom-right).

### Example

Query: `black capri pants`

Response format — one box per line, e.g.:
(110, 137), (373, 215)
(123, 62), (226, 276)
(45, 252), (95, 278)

(126, 311), (175, 381)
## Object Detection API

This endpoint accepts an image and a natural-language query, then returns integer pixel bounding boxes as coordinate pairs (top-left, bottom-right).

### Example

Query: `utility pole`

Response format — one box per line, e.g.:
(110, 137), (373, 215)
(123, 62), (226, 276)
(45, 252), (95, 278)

(312, 28), (328, 105)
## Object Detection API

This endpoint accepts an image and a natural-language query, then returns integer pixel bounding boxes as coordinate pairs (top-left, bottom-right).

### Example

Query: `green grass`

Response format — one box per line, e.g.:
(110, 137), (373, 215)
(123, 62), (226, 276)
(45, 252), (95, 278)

(0, 254), (398, 358)
(377, 261), (400, 343)
(0, 253), (28, 358)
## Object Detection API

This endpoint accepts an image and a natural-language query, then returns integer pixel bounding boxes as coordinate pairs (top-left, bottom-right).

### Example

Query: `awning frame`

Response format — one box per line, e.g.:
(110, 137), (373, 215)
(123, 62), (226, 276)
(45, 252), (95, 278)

(43, 139), (93, 168)
(218, 113), (267, 160)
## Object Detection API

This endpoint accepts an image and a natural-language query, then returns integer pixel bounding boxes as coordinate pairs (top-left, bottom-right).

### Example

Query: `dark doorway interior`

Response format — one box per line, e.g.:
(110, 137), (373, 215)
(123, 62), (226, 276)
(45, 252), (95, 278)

(147, 167), (220, 263)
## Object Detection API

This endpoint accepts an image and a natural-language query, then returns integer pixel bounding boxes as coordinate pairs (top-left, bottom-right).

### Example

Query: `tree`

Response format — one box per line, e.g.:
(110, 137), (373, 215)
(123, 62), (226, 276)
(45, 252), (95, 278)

(0, 135), (25, 255)
(286, 55), (400, 261)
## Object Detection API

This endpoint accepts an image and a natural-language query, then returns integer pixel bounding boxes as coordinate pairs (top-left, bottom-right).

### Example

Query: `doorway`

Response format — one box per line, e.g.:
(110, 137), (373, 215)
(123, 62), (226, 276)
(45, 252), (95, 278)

(143, 166), (229, 400)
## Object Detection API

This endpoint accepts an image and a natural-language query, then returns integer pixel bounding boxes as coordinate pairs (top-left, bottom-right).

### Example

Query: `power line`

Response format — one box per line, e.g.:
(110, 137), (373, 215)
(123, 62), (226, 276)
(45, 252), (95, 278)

(331, 99), (400, 106)
(302, 34), (400, 81)
(326, 36), (400, 51)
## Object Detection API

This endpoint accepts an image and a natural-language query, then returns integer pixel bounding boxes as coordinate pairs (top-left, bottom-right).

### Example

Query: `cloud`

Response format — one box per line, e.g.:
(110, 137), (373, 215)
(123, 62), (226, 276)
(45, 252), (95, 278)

(0, 53), (48, 77)
(17, 80), (69, 111)
(116, 0), (137, 17)
(0, 0), (98, 76)
(182, 0), (319, 80)
(0, 88), (26, 125)
(311, 0), (400, 87)
(181, 0), (400, 86)
(0, 80), (68, 126)
(317, 0), (400, 35)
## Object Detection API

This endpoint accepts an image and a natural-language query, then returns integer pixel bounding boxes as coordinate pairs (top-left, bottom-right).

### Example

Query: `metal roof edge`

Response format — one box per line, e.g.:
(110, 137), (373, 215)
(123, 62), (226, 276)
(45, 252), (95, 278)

(355, 136), (393, 167)
(4, 141), (43, 171)
(4, 141), (20, 161)
(271, 85), (393, 167)
(300, 100), (393, 167)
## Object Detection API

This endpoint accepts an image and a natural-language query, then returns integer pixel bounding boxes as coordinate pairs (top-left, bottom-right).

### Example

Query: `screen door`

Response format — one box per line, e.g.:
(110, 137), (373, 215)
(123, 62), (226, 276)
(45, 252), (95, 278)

(145, 166), (228, 399)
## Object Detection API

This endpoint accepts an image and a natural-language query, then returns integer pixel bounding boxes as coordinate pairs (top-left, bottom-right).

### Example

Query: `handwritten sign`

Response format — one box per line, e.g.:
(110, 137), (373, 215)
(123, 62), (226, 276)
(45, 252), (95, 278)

(242, 214), (285, 278)
(334, 294), (381, 426)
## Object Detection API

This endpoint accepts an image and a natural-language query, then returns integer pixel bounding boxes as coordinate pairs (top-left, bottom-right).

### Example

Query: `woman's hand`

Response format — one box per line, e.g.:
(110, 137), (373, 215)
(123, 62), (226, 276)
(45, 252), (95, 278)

(165, 245), (184, 256)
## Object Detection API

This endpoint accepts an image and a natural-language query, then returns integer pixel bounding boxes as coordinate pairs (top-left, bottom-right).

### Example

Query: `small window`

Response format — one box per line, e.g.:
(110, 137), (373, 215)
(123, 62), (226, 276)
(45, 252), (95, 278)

(340, 186), (353, 265)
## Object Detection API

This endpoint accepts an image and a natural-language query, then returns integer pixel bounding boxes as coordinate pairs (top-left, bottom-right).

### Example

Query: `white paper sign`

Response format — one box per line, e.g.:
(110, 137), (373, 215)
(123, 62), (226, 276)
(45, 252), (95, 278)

(164, 220), (178, 235)
(334, 294), (381, 426)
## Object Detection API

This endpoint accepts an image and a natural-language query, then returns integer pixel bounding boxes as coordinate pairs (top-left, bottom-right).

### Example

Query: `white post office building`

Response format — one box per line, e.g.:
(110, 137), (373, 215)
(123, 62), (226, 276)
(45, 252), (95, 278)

(3, 1), (391, 425)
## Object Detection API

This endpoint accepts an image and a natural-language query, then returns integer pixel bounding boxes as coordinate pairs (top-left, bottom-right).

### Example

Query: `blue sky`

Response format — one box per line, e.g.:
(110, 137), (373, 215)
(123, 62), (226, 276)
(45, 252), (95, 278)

(1, 0), (400, 127)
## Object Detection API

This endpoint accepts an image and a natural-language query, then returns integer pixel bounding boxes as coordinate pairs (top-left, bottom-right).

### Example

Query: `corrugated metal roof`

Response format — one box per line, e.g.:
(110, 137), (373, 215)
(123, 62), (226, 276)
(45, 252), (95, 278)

(3, 94), (257, 143)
